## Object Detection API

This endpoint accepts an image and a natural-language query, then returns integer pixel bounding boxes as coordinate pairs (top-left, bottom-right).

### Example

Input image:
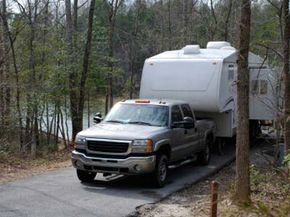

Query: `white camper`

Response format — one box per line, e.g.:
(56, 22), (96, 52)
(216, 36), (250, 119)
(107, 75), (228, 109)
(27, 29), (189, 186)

(140, 41), (276, 138)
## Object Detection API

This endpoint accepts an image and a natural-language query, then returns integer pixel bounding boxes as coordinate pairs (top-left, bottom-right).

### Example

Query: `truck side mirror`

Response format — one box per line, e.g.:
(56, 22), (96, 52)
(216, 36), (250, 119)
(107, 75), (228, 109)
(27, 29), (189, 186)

(171, 117), (195, 129)
(183, 116), (195, 129)
(93, 112), (103, 124)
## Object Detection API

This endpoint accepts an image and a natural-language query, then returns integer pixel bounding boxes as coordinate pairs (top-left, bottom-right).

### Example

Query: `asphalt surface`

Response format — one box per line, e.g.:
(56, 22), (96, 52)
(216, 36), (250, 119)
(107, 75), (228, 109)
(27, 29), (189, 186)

(0, 147), (235, 217)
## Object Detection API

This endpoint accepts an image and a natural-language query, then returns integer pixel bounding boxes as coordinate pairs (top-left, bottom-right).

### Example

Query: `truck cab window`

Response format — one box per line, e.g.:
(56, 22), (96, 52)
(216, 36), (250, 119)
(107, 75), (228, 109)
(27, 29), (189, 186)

(181, 104), (194, 118)
(171, 105), (183, 123)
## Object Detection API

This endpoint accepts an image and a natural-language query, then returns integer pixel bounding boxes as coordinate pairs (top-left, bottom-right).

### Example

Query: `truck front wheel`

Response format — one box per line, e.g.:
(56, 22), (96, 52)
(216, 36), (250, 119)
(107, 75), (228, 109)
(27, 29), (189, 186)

(76, 169), (96, 183)
(152, 154), (168, 188)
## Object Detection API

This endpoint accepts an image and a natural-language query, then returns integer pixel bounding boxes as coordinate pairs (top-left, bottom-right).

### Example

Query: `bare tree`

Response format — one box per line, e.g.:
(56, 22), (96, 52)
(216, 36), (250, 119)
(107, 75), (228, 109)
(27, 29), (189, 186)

(27, 0), (40, 157)
(209, 0), (218, 40)
(234, 0), (251, 204)
(64, 0), (96, 141)
(128, 0), (142, 99)
(78, 0), (96, 134)
(65, 0), (80, 141)
(182, 0), (189, 44)
(10, 0), (48, 156)
(266, 0), (284, 43)
(0, 0), (11, 129)
(104, 0), (124, 113)
(0, 11), (4, 126)
(0, 0), (24, 149)
(283, 0), (290, 152)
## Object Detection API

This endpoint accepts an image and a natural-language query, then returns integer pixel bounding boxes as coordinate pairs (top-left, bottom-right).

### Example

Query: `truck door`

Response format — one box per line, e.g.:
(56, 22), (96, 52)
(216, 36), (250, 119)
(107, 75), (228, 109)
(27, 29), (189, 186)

(181, 104), (200, 153)
(169, 105), (186, 161)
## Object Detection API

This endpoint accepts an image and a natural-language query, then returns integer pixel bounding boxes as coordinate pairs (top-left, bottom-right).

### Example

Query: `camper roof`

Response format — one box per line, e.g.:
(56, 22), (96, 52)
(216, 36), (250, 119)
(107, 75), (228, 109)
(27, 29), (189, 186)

(150, 47), (236, 60)
(148, 41), (265, 65)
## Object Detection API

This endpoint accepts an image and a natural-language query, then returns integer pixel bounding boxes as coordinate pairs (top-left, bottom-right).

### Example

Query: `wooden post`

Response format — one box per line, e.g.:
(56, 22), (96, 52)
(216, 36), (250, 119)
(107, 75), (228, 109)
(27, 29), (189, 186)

(211, 181), (219, 217)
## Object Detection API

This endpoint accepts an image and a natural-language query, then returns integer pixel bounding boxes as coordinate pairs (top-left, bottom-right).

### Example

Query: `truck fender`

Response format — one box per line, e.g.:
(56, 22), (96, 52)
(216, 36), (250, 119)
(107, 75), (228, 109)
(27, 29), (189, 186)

(154, 139), (171, 151)
(154, 139), (171, 155)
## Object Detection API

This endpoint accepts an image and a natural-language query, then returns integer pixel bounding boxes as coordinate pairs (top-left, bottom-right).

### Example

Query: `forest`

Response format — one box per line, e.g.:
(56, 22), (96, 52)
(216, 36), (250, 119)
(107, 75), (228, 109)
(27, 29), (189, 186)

(0, 0), (288, 157)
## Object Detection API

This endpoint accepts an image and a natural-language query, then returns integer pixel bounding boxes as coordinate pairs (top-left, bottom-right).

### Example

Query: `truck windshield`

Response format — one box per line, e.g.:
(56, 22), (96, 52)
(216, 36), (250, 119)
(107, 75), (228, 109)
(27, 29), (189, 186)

(104, 103), (169, 127)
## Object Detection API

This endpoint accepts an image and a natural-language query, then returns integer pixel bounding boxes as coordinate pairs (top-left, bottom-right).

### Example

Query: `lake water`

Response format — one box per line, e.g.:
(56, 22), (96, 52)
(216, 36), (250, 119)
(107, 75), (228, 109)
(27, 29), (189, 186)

(42, 103), (105, 141)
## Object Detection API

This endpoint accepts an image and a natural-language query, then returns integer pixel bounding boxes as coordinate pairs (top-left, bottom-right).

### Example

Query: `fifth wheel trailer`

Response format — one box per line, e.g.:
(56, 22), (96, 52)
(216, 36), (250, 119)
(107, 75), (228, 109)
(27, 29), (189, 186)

(140, 41), (276, 138)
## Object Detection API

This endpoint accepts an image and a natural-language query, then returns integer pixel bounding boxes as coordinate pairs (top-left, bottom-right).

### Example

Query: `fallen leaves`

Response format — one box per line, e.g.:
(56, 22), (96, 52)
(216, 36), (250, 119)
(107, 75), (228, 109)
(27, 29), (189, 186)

(0, 149), (71, 184)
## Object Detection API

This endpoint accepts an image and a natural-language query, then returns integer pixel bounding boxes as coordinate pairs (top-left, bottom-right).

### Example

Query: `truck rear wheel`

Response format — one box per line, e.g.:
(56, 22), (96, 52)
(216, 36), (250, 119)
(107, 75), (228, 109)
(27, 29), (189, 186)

(152, 154), (168, 188)
(76, 169), (96, 183)
(198, 140), (211, 165)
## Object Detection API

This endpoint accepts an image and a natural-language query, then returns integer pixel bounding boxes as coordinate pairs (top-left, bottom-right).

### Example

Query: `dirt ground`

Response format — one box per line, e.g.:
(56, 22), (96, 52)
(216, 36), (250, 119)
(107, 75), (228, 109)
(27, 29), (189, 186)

(135, 142), (290, 217)
(0, 149), (71, 184)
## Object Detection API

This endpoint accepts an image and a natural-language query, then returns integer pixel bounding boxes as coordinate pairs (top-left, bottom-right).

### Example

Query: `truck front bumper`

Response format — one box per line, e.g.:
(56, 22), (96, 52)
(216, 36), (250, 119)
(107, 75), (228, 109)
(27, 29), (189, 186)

(71, 150), (156, 175)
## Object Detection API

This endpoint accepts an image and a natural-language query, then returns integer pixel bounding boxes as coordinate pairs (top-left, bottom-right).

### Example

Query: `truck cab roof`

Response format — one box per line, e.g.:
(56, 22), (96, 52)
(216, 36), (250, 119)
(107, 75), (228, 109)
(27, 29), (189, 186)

(121, 99), (190, 107)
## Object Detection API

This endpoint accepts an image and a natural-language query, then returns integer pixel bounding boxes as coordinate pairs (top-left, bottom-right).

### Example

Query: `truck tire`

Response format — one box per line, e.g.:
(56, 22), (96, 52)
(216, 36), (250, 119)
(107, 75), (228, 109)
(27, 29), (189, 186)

(76, 169), (96, 183)
(198, 140), (211, 165)
(152, 154), (168, 188)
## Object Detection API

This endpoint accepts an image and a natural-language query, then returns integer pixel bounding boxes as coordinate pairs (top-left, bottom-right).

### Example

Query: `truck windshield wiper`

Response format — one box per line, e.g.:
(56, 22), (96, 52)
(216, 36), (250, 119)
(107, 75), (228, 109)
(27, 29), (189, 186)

(106, 120), (124, 124)
(127, 121), (152, 126)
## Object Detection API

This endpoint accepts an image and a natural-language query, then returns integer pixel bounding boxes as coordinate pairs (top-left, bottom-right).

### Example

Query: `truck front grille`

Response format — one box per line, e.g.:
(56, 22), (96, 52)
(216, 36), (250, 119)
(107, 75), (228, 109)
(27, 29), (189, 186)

(87, 140), (129, 153)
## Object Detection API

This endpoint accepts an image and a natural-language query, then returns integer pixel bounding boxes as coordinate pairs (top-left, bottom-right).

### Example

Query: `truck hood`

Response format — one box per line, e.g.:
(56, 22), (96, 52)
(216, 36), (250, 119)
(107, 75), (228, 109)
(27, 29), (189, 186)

(77, 123), (168, 141)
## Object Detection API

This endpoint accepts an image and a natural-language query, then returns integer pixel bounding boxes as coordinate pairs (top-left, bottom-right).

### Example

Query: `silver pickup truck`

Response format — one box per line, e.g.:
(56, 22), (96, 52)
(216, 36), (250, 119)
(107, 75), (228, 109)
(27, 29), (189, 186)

(72, 99), (216, 187)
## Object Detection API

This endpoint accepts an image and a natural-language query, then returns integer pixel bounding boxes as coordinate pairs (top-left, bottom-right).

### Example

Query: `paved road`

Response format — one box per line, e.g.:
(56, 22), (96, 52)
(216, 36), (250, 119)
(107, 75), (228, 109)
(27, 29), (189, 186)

(0, 147), (235, 217)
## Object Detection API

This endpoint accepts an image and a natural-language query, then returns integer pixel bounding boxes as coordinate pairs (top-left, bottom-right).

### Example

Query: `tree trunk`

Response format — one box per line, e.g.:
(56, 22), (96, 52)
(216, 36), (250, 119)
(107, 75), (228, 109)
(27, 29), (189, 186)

(65, 0), (73, 48)
(167, 0), (172, 50)
(0, 0), (11, 131)
(73, 0), (78, 48)
(73, 0), (78, 33)
(129, 47), (134, 99)
(46, 100), (50, 146)
(65, 0), (79, 141)
(28, 2), (39, 157)
(108, 21), (114, 110)
(283, 0), (290, 152)
(59, 107), (67, 148)
(182, 0), (189, 44)
(55, 106), (60, 148)
(87, 91), (90, 128)
(64, 95), (70, 143)
(210, 0), (218, 40)
(159, 0), (165, 50)
(0, 18), (4, 128)
(234, 0), (251, 204)
(224, 0), (233, 41)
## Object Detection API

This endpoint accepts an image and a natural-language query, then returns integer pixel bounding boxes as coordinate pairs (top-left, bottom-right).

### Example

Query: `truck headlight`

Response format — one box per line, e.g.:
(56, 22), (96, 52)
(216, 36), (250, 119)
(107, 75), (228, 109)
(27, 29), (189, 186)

(75, 135), (86, 146)
(131, 139), (153, 153)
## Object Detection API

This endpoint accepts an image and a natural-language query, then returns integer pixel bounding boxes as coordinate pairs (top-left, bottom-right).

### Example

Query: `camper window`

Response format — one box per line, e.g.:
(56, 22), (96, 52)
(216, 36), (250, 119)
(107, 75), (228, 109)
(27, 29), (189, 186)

(251, 80), (268, 95)
(228, 65), (234, 80)
(260, 80), (268, 95)
(251, 80), (259, 95)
